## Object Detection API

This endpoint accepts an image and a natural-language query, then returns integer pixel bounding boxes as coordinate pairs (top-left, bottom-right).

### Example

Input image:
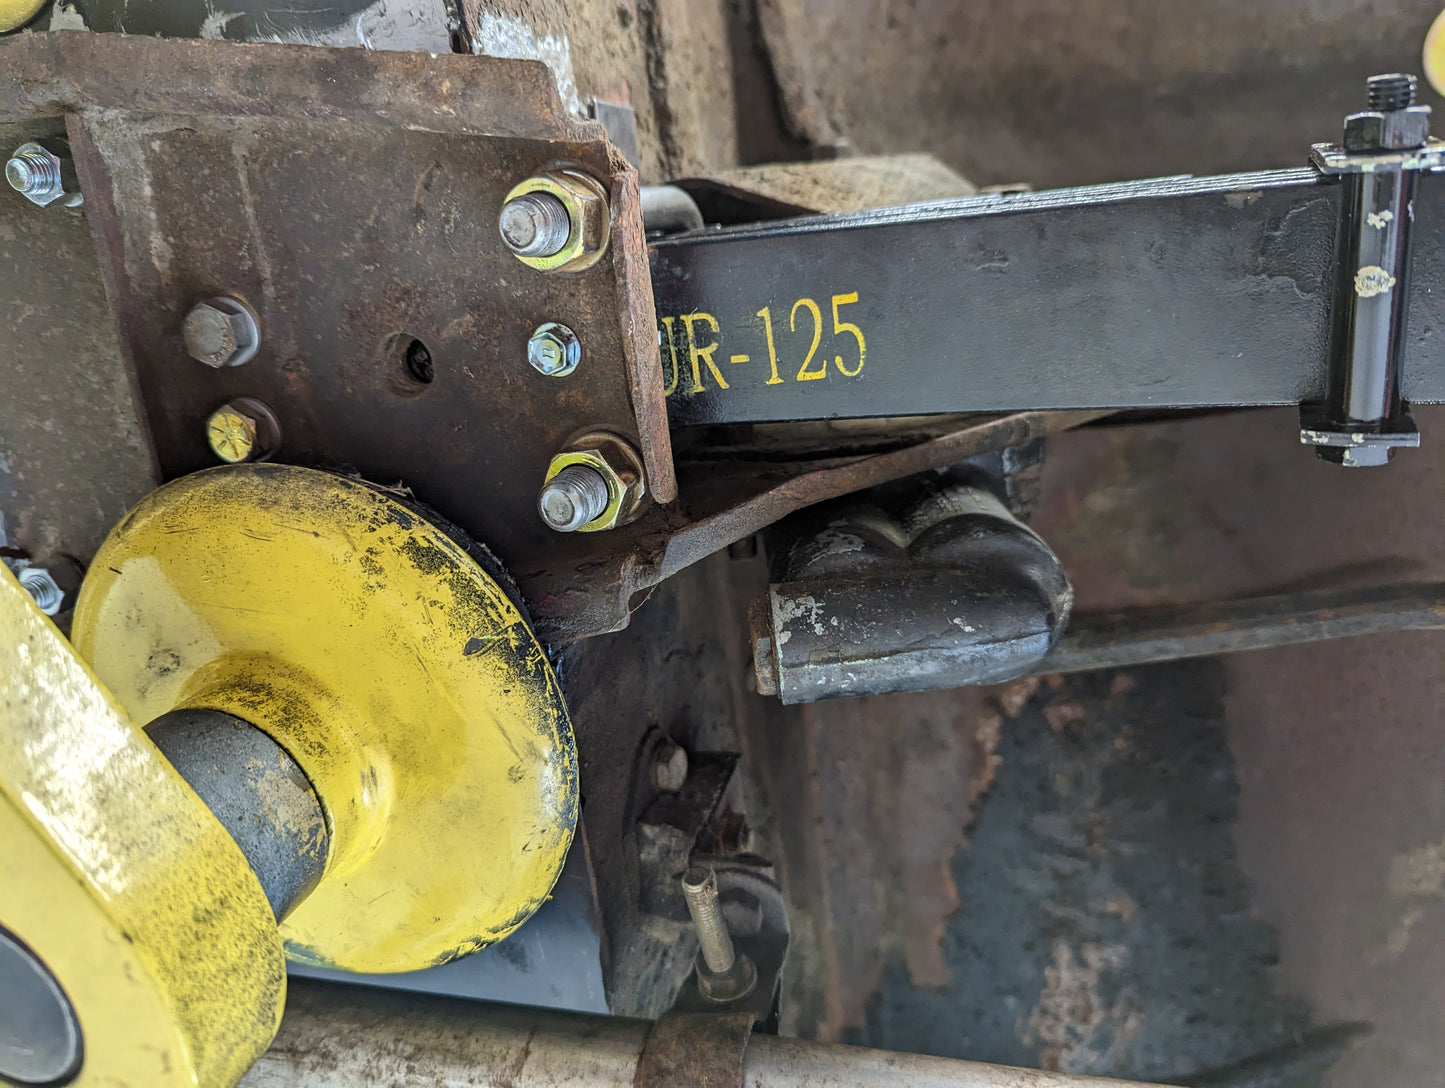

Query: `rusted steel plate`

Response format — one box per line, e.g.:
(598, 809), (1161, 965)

(0, 34), (673, 592)
(522, 410), (1106, 641)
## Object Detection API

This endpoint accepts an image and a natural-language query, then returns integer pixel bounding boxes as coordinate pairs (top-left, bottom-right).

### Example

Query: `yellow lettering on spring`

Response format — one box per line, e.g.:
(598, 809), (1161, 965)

(756, 306), (785, 385)
(831, 292), (866, 377)
(790, 298), (826, 381)
(682, 311), (727, 392)
(660, 316), (681, 395)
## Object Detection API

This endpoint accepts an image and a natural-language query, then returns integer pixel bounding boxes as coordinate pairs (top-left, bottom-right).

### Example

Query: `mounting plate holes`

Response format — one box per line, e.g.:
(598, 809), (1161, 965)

(405, 339), (434, 384)
(383, 334), (435, 395)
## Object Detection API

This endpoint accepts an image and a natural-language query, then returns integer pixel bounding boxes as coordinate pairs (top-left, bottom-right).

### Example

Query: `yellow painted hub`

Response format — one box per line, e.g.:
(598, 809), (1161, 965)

(0, 0), (45, 33)
(1427, 8), (1445, 98)
(0, 563), (285, 1087)
(72, 464), (579, 973)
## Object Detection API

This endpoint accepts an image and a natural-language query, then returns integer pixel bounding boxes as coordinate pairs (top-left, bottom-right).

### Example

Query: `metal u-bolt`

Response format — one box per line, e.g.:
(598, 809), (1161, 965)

(681, 865), (757, 1002)
(1302, 72), (1433, 466)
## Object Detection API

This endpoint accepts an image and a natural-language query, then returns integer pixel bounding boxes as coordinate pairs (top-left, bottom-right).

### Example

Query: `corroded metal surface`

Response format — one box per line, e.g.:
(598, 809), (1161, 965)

(0, 33), (674, 609)
(526, 410), (1105, 641)
(635, 1012), (755, 1088)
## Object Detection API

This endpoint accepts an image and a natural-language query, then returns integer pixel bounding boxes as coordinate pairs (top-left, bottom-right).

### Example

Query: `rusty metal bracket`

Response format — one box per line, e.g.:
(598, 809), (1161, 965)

(634, 1011), (755, 1088)
(0, 33), (674, 592)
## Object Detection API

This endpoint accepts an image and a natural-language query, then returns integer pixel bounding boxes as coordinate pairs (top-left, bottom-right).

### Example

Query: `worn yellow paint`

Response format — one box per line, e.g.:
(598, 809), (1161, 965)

(0, 0), (45, 33)
(206, 404), (260, 463)
(72, 464), (579, 973)
(0, 563), (285, 1087)
(1427, 9), (1445, 98)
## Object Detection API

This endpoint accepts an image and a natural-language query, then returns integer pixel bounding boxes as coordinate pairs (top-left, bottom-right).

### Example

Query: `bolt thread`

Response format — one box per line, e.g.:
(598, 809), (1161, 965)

(17, 567), (63, 615)
(6, 151), (59, 196)
(500, 192), (572, 257)
(538, 465), (610, 532)
(1367, 73), (1417, 112)
(682, 866), (737, 974)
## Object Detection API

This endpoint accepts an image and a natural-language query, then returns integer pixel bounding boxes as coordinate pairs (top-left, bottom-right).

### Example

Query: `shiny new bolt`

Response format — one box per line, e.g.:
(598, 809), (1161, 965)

(527, 322), (581, 377)
(499, 192), (573, 258)
(16, 567), (64, 616)
(5, 143), (71, 207)
(538, 465), (610, 532)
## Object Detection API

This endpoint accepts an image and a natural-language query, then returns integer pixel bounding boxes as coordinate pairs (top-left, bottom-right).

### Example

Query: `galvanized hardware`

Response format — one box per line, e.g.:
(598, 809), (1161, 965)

(681, 865), (757, 1003)
(650, 737), (689, 792)
(146, 709), (328, 922)
(0, 926), (81, 1086)
(205, 396), (281, 463)
(183, 295), (261, 368)
(541, 431), (647, 533)
(1, 561), (287, 1088)
(527, 320), (582, 377)
(4, 140), (79, 207)
(16, 564), (63, 615)
(72, 464), (578, 973)
(501, 171), (611, 272)
(499, 191), (572, 258)
(753, 481), (1071, 703)
(1303, 74), (1443, 466)
(540, 464), (612, 532)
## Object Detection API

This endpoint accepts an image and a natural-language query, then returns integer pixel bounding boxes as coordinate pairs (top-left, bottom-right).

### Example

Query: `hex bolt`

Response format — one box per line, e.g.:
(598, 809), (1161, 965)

(538, 464), (611, 532)
(501, 172), (611, 272)
(16, 567), (63, 616)
(1368, 73), (1418, 112)
(527, 322), (582, 377)
(6, 150), (58, 197)
(184, 297), (261, 368)
(205, 397), (281, 464)
(499, 192), (573, 258)
(681, 865), (757, 1003)
(5, 142), (76, 208)
(650, 738), (689, 792)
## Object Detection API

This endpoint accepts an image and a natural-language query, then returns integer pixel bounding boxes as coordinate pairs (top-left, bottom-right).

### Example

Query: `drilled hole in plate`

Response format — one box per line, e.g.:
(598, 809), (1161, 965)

(383, 334), (435, 395)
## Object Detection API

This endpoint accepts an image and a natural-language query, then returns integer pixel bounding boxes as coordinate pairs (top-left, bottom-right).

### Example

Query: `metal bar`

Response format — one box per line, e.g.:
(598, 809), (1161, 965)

(239, 979), (1170, 1087)
(744, 1034), (1178, 1087)
(656, 410), (1108, 582)
(1035, 581), (1445, 676)
(651, 168), (1445, 426)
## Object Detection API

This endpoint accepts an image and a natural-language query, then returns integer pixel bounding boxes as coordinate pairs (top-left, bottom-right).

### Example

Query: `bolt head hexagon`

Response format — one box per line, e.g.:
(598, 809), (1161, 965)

(205, 398), (280, 464)
(527, 322), (581, 377)
(500, 171), (610, 272)
(183, 297), (261, 368)
(6, 142), (67, 207)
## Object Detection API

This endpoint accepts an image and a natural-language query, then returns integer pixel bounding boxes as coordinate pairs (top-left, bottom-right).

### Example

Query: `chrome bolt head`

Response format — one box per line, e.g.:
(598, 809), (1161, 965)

(527, 322), (581, 377)
(6, 143), (69, 207)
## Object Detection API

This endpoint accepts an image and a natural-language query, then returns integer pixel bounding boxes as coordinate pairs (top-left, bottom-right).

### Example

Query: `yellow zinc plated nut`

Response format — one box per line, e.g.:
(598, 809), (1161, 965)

(501, 171), (611, 272)
(543, 433), (646, 532)
(206, 398), (281, 464)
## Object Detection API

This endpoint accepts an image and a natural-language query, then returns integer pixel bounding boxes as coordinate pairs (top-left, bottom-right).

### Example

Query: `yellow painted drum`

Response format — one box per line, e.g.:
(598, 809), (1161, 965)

(72, 464), (578, 973)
